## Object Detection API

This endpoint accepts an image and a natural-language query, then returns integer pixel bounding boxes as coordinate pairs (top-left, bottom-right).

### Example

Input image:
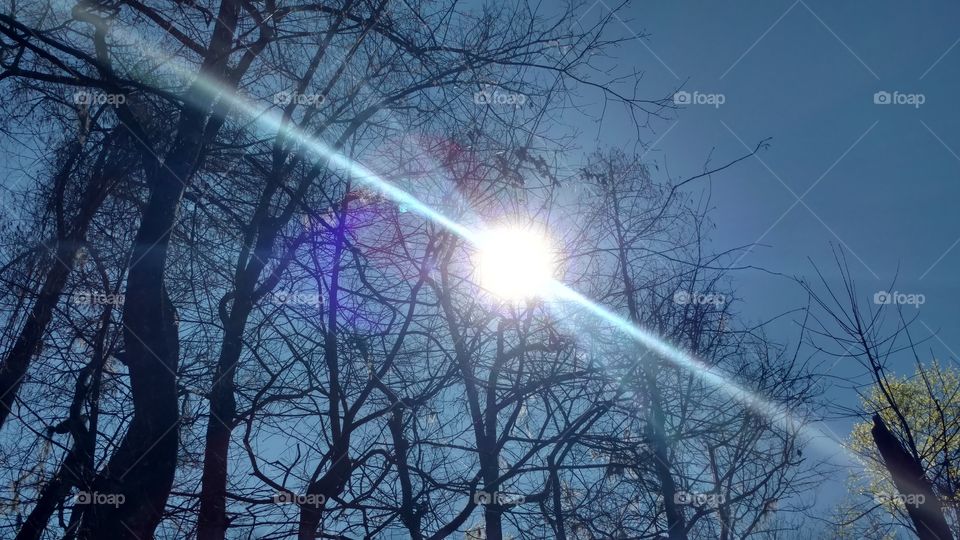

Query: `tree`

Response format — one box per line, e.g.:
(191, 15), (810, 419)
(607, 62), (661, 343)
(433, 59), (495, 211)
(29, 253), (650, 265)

(804, 253), (955, 540)
(559, 149), (821, 540)
(0, 1), (830, 539)
(848, 363), (960, 537)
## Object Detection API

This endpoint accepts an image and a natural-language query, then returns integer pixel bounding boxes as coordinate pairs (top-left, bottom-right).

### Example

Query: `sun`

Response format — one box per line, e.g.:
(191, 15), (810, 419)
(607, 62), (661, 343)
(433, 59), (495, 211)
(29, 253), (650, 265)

(476, 225), (556, 301)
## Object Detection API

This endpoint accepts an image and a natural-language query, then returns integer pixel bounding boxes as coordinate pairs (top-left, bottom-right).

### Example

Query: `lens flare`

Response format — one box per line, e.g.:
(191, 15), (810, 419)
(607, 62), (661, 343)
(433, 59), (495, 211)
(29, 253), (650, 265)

(477, 226), (555, 301)
(77, 14), (859, 466)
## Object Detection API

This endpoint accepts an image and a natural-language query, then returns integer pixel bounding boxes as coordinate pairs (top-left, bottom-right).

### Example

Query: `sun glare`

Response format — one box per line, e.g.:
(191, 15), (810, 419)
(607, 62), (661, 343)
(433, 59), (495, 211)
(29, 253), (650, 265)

(477, 225), (556, 301)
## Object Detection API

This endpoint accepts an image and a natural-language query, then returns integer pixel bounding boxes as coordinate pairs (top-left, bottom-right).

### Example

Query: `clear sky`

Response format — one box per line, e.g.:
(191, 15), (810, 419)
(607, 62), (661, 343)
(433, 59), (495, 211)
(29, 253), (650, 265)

(1, 1), (953, 530)
(567, 0), (960, 516)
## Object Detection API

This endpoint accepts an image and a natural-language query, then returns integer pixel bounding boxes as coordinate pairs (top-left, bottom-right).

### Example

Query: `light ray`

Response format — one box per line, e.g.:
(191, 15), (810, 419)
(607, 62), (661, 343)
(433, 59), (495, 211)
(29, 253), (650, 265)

(228, 84), (857, 464)
(72, 15), (859, 466)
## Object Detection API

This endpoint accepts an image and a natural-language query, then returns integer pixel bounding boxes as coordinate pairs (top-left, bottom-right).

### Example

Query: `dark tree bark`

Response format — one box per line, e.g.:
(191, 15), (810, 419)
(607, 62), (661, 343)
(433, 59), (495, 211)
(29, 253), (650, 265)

(871, 414), (953, 540)
(195, 267), (256, 540)
(78, 2), (245, 536)
(0, 239), (79, 428)
(0, 132), (122, 431)
(16, 294), (112, 540)
(197, 192), (297, 539)
(388, 406), (424, 540)
(76, 148), (190, 539)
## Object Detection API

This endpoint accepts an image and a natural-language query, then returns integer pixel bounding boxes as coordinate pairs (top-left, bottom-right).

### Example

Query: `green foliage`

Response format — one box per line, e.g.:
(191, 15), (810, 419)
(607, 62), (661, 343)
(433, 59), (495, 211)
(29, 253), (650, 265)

(849, 362), (960, 520)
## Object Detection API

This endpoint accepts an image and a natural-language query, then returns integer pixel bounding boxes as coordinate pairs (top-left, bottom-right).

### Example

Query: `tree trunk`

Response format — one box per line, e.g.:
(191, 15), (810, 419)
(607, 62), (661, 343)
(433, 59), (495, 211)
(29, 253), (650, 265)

(871, 414), (952, 540)
(482, 497), (504, 540)
(77, 1), (242, 534)
(645, 368), (687, 540)
(389, 407), (424, 540)
(548, 458), (568, 540)
(296, 452), (352, 540)
(196, 308), (246, 540)
(0, 240), (79, 428)
(17, 302), (110, 540)
(197, 183), (287, 539)
(479, 437), (503, 540)
(297, 215), (351, 540)
(77, 171), (186, 539)
(17, 447), (83, 540)
(0, 137), (117, 430)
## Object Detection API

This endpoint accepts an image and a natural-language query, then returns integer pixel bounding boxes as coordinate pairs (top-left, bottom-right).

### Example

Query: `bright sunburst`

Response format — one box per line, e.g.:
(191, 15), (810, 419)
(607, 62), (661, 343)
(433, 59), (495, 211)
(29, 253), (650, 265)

(476, 225), (556, 301)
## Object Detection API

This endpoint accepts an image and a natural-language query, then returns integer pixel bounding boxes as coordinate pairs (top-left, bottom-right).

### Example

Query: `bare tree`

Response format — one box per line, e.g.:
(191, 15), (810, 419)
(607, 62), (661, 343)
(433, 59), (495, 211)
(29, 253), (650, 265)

(0, 2), (830, 540)
(803, 252), (954, 540)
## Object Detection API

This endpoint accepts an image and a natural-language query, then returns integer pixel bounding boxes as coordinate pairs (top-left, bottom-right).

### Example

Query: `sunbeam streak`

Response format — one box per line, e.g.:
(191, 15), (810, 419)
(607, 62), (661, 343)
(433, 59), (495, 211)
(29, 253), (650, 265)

(70, 13), (859, 466)
(219, 83), (859, 465)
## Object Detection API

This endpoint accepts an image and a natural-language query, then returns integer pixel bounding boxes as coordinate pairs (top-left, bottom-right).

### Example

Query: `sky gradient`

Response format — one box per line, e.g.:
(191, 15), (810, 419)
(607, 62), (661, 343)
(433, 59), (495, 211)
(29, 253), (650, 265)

(573, 0), (960, 518)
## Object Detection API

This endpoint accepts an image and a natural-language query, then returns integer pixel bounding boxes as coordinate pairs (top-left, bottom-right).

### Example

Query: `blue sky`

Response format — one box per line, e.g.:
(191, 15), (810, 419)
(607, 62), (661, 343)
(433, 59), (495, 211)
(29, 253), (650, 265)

(585, 1), (960, 385)
(0, 1), (953, 530)
(566, 0), (960, 514)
